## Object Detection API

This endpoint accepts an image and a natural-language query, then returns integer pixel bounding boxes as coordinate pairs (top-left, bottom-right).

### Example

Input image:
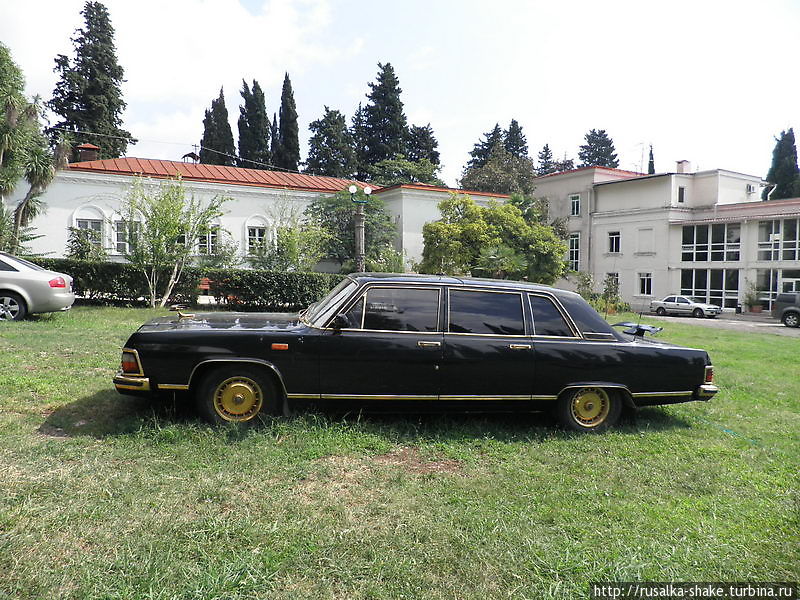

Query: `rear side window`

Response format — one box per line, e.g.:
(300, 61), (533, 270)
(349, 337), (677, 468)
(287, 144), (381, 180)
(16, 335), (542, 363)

(449, 289), (525, 335)
(776, 293), (796, 303)
(529, 295), (574, 337)
(362, 287), (439, 332)
(0, 259), (17, 272)
(664, 296), (675, 303)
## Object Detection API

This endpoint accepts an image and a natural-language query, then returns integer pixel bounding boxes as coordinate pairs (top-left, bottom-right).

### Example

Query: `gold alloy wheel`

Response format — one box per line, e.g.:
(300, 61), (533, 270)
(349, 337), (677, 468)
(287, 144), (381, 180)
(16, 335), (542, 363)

(212, 376), (264, 422)
(570, 387), (610, 428)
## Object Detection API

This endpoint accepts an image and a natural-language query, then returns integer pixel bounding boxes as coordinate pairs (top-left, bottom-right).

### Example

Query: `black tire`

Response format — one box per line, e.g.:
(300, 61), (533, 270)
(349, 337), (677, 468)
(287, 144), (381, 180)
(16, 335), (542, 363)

(782, 311), (800, 328)
(693, 308), (704, 318)
(655, 307), (666, 316)
(555, 387), (622, 433)
(195, 365), (279, 426)
(0, 292), (27, 321)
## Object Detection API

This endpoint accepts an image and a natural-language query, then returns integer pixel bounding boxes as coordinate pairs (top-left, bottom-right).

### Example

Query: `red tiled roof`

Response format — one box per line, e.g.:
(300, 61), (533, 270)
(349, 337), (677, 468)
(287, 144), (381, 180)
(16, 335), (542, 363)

(374, 182), (511, 198)
(534, 166), (644, 180)
(67, 157), (371, 194)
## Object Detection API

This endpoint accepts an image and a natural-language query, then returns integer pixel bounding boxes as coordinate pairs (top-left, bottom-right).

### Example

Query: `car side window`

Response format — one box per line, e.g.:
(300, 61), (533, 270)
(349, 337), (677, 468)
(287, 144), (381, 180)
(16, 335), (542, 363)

(529, 295), (574, 337)
(0, 259), (17, 272)
(342, 295), (364, 328)
(361, 287), (439, 332)
(449, 289), (525, 335)
(665, 296), (675, 303)
(677, 297), (690, 304)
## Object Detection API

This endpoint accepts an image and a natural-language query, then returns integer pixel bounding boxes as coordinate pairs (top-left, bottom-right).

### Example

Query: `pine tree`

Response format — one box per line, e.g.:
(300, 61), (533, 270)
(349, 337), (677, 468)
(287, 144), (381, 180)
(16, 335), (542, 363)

(364, 63), (408, 166)
(350, 104), (369, 181)
(763, 128), (800, 200)
(199, 88), (236, 166)
(536, 144), (556, 175)
(273, 73), (300, 171)
(406, 124), (440, 165)
(47, 1), (132, 158)
(466, 124), (504, 170)
(504, 119), (528, 158)
(460, 143), (536, 196)
(237, 79), (270, 169)
(648, 145), (655, 174)
(577, 129), (619, 168)
(305, 106), (356, 178)
(553, 154), (575, 172)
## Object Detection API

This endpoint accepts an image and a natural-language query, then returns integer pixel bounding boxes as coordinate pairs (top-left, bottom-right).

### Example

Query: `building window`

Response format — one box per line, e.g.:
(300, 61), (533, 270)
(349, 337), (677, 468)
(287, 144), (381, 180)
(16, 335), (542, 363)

(247, 226), (268, 254)
(681, 223), (740, 262)
(569, 194), (580, 216)
(638, 272), (652, 296)
(114, 220), (139, 254)
(758, 220), (781, 261)
(568, 232), (580, 271)
(608, 231), (620, 253)
(76, 219), (103, 246)
(681, 268), (740, 309)
(678, 186), (686, 203)
(197, 226), (219, 255)
(781, 218), (800, 261)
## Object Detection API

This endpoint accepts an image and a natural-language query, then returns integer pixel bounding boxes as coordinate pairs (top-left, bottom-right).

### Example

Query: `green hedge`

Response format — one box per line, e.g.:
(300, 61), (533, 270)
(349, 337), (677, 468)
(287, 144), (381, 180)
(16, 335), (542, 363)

(31, 258), (344, 311)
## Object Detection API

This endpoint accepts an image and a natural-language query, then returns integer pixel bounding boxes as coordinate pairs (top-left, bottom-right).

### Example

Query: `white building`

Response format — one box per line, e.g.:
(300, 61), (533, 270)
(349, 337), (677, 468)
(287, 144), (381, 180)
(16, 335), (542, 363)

(534, 163), (800, 310)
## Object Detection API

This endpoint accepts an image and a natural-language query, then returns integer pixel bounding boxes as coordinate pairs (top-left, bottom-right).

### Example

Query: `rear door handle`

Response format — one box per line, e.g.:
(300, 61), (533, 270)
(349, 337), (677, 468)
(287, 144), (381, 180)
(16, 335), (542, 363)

(509, 344), (531, 350)
(417, 340), (441, 348)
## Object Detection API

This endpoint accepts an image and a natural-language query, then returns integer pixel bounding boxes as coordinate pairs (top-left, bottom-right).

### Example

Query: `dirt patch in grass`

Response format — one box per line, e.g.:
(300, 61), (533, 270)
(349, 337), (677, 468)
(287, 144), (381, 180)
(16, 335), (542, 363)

(373, 446), (462, 475)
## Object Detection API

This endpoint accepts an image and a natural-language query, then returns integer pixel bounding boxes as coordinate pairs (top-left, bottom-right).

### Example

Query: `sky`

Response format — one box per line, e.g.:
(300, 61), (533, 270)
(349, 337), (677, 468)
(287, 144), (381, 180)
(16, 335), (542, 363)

(1, 0), (798, 187)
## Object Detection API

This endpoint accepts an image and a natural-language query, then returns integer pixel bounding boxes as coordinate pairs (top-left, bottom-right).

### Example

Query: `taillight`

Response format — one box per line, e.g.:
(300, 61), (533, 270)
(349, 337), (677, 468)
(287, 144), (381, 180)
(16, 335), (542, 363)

(49, 277), (66, 288)
(121, 351), (140, 374)
(705, 366), (714, 383)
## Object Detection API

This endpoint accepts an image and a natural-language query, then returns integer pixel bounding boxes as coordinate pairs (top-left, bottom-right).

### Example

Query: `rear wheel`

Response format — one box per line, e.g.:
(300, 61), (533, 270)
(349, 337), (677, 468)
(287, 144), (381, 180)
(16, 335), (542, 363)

(693, 308), (704, 318)
(783, 312), (800, 328)
(555, 387), (622, 433)
(0, 292), (27, 321)
(195, 365), (279, 426)
(655, 307), (666, 316)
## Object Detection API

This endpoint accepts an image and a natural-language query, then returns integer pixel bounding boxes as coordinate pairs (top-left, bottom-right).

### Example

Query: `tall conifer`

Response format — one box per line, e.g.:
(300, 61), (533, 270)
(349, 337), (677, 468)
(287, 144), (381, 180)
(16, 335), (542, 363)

(237, 79), (270, 169)
(504, 119), (528, 158)
(577, 129), (619, 168)
(199, 88), (236, 166)
(306, 106), (356, 178)
(466, 124), (504, 170)
(273, 73), (300, 171)
(763, 128), (800, 200)
(647, 145), (655, 174)
(363, 63), (408, 166)
(406, 124), (440, 165)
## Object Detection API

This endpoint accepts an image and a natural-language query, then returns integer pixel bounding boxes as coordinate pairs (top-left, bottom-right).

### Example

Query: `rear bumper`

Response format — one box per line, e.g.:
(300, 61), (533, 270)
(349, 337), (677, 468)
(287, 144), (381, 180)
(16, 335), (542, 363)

(113, 373), (151, 393)
(32, 292), (75, 314)
(695, 383), (719, 400)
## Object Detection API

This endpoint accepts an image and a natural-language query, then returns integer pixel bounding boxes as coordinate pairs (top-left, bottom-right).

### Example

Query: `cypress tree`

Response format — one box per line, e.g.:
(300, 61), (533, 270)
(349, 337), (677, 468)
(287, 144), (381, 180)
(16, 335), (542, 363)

(199, 88), (236, 166)
(273, 73), (300, 171)
(270, 111), (279, 163)
(504, 119), (528, 158)
(763, 128), (800, 200)
(466, 124), (504, 170)
(237, 79), (270, 169)
(406, 124), (440, 165)
(578, 129), (619, 168)
(364, 62), (408, 166)
(305, 106), (356, 178)
(537, 144), (556, 175)
(47, 1), (133, 158)
(350, 104), (370, 181)
(648, 145), (655, 174)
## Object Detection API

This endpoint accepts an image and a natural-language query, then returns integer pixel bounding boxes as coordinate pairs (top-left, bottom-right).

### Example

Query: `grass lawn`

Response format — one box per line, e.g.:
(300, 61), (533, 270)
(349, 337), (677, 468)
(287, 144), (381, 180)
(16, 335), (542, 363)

(0, 306), (797, 599)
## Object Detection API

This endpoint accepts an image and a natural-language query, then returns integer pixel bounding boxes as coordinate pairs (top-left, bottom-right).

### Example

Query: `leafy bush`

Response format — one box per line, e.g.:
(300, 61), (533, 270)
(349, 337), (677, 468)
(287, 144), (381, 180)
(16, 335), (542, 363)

(28, 258), (343, 311)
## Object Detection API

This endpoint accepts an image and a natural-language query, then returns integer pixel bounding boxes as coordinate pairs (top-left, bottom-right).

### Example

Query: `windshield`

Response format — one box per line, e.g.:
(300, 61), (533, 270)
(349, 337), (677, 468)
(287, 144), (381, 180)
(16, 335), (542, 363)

(305, 278), (358, 326)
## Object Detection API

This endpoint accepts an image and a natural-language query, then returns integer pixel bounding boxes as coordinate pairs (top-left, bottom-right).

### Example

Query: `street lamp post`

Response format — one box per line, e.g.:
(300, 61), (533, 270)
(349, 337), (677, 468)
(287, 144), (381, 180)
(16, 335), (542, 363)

(349, 184), (372, 272)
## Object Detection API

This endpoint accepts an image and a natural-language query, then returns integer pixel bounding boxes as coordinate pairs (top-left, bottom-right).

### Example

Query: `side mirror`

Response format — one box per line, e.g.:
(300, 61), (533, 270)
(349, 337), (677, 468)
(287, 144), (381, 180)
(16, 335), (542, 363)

(331, 314), (350, 330)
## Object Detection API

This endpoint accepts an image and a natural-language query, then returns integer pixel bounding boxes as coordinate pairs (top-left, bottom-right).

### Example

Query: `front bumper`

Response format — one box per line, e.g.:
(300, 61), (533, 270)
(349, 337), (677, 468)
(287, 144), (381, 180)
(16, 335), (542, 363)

(113, 373), (151, 393)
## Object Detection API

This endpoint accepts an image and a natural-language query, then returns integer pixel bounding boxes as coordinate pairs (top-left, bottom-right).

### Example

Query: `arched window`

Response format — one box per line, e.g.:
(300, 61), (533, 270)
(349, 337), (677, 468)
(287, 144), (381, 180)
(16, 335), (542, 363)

(72, 205), (106, 248)
(244, 215), (271, 255)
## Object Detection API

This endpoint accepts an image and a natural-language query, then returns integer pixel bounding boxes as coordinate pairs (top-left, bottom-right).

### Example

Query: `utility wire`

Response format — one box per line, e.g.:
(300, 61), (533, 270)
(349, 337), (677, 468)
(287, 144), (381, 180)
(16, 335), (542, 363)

(50, 126), (302, 174)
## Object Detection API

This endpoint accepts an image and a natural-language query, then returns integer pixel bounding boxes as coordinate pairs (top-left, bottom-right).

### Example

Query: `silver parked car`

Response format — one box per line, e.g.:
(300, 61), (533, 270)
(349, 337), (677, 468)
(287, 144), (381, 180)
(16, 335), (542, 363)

(0, 252), (75, 321)
(650, 295), (722, 318)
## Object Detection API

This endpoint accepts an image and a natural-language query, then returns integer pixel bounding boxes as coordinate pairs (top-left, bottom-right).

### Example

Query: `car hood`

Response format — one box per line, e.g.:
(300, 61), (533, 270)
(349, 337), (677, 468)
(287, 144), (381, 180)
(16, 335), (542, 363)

(138, 311), (303, 332)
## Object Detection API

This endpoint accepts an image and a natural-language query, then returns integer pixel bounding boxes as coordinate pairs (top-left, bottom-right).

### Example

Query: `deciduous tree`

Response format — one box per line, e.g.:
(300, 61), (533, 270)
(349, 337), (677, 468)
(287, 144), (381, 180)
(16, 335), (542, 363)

(460, 144), (536, 196)
(369, 155), (444, 187)
(47, 1), (132, 158)
(578, 129), (619, 168)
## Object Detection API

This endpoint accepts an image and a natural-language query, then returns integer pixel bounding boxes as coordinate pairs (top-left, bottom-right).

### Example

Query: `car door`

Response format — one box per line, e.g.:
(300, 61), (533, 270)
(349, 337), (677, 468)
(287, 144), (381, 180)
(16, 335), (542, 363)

(676, 296), (692, 314)
(315, 285), (443, 399)
(663, 296), (676, 313)
(439, 287), (532, 400)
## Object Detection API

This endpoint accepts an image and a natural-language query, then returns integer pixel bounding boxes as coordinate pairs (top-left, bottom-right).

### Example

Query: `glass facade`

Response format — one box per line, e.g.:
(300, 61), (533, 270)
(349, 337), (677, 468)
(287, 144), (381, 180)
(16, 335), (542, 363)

(681, 268), (740, 308)
(682, 223), (740, 262)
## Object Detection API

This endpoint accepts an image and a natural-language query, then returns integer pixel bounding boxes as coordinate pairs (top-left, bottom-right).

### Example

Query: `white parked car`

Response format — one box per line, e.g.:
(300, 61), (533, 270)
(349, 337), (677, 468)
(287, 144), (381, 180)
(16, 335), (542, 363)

(0, 252), (75, 321)
(650, 295), (721, 318)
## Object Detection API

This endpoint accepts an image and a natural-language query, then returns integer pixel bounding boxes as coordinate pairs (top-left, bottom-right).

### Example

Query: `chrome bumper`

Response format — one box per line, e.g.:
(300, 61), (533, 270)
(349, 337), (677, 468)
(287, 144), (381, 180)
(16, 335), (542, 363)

(695, 383), (719, 400)
(113, 373), (151, 392)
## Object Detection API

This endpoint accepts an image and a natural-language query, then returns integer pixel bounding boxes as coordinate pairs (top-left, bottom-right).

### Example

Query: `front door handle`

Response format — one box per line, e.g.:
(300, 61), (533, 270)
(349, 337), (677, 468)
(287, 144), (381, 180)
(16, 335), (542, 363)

(417, 340), (441, 348)
(509, 343), (531, 350)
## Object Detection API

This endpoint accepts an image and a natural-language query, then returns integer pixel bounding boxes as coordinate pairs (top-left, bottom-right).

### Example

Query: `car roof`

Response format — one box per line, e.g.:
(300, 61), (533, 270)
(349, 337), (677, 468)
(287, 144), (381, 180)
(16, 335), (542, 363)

(349, 272), (580, 298)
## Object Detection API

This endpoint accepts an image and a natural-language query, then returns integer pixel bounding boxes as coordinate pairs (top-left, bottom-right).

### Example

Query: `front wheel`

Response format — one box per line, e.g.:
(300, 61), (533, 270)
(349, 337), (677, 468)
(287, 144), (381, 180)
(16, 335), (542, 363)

(655, 307), (666, 316)
(555, 387), (622, 433)
(693, 308), (704, 318)
(0, 292), (27, 321)
(783, 312), (800, 328)
(195, 366), (279, 426)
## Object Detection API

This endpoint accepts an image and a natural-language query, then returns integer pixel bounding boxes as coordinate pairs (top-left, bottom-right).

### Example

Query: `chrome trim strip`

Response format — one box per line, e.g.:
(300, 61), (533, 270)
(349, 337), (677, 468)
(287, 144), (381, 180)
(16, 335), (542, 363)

(440, 395), (533, 401)
(631, 390), (693, 398)
(320, 393), (439, 401)
(158, 384), (190, 391)
(532, 395), (559, 400)
(287, 393), (320, 400)
(308, 393), (558, 401)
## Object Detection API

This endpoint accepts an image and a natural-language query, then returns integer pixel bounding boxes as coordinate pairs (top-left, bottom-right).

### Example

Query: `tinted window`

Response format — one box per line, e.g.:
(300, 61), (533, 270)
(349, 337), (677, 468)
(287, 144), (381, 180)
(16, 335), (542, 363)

(529, 295), (574, 337)
(342, 295), (364, 328)
(677, 297), (690, 304)
(0, 259), (17, 272)
(449, 290), (524, 335)
(362, 287), (439, 332)
(665, 296), (675, 303)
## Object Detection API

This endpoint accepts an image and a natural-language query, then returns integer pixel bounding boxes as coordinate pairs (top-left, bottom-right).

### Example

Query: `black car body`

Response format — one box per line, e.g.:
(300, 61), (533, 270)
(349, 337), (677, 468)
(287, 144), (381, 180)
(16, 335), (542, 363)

(114, 274), (718, 431)
(771, 292), (800, 328)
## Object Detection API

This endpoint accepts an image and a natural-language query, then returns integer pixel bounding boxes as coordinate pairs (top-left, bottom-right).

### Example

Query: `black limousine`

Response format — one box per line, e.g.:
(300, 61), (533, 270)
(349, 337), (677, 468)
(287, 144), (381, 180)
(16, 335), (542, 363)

(114, 274), (718, 432)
